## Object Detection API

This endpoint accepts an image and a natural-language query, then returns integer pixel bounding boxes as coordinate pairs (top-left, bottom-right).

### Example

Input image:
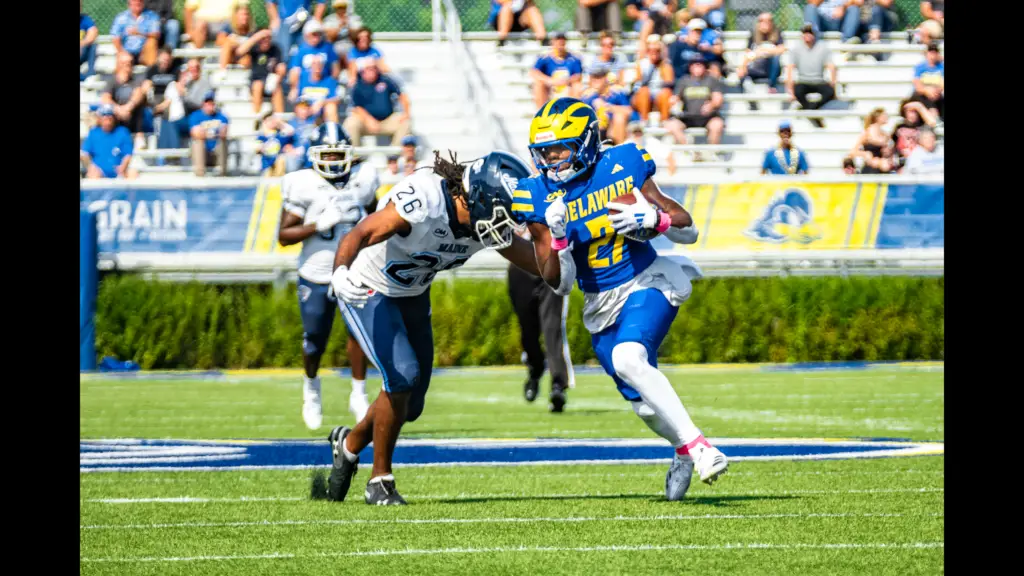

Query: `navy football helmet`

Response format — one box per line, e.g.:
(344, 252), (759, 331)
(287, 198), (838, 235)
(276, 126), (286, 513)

(308, 122), (354, 179)
(461, 151), (532, 250)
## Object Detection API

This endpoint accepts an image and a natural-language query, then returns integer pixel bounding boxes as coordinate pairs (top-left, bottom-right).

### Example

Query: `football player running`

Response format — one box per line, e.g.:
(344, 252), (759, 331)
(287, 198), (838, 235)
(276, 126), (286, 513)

(511, 97), (729, 500)
(278, 122), (378, 430)
(323, 150), (542, 505)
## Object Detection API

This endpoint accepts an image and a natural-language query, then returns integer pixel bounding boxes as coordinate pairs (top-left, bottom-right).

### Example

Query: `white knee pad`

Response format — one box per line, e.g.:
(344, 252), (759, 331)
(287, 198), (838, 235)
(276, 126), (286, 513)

(611, 342), (649, 384)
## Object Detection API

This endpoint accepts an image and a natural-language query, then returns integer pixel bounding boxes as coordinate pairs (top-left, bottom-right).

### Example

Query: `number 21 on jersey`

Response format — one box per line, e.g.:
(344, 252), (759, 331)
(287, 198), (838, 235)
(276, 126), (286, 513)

(584, 215), (624, 269)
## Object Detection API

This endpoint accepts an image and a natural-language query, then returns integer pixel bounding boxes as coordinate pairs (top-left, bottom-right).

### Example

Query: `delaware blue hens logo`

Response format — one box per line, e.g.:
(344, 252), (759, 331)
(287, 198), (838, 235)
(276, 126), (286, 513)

(743, 188), (823, 244)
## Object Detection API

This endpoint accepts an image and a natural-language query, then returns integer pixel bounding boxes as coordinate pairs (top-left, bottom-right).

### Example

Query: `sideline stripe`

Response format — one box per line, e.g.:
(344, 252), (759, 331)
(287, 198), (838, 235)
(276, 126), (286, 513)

(81, 511), (943, 530)
(84, 487), (944, 504)
(80, 542), (945, 563)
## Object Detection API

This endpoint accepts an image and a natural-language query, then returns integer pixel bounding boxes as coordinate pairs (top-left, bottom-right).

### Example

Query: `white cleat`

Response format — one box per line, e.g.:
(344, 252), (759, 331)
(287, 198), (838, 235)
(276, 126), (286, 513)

(302, 377), (323, 430)
(349, 391), (370, 423)
(665, 452), (695, 501)
(692, 444), (729, 485)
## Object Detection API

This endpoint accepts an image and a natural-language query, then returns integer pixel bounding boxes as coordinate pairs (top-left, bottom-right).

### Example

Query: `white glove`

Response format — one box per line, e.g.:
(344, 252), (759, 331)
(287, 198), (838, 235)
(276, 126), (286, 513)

(544, 197), (568, 239)
(330, 266), (370, 308)
(606, 188), (659, 235)
(313, 200), (346, 233)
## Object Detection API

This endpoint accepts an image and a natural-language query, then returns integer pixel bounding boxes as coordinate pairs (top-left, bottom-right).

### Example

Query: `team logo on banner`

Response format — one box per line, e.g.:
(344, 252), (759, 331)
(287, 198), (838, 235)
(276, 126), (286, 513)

(743, 188), (823, 244)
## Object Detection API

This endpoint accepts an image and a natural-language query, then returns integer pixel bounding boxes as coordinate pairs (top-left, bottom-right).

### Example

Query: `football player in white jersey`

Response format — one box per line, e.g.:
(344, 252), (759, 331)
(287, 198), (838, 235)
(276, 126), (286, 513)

(278, 122), (379, 430)
(319, 150), (541, 505)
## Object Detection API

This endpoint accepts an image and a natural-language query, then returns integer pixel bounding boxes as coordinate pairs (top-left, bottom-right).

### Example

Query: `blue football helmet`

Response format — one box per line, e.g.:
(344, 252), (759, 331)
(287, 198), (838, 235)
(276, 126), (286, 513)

(308, 122), (354, 179)
(527, 97), (601, 184)
(461, 151), (532, 250)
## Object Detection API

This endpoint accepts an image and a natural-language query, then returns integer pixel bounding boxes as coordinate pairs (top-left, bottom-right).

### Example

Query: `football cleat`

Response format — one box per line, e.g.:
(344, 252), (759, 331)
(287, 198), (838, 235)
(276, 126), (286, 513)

(364, 475), (407, 506)
(349, 390), (370, 423)
(326, 426), (359, 502)
(665, 452), (695, 501)
(524, 377), (539, 402)
(692, 444), (729, 485)
(549, 385), (567, 413)
(302, 377), (323, 430)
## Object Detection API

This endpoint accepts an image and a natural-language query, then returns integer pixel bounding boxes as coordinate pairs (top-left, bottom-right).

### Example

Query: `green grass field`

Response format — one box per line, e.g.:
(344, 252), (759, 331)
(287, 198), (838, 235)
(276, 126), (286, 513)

(80, 365), (944, 575)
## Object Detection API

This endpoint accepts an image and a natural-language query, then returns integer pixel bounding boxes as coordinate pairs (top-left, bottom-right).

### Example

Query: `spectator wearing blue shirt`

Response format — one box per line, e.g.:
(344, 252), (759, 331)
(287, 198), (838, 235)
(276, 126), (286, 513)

(580, 64), (632, 144)
(668, 23), (702, 80)
(689, 0), (725, 31)
(910, 43), (944, 120)
(345, 27), (392, 88)
(297, 58), (341, 122)
(80, 3), (99, 81)
(110, 0), (161, 65)
(803, 0), (861, 42)
(188, 91), (230, 176)
(489, 1), (548, 48)
(687, 18), (724, 78)
(762, 121), (809, 175)
(343, 59), (412, 146)
(529, 32), (583, 109)
(286, 97), (318, 172)
(256, 113), (295, 176)
(81, 106), (138, 179)
(266, 0), (327, 61)
(288, 19), (341, 102)
(144, 0), (181, 49)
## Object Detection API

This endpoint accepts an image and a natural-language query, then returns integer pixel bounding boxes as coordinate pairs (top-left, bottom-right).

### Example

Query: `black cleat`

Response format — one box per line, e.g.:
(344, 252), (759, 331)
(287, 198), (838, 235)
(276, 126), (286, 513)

(549, 386), (566, 413)
(365, 475), (407, 506)
(327, 426), (358, 502)
(524, 377), (539, 402)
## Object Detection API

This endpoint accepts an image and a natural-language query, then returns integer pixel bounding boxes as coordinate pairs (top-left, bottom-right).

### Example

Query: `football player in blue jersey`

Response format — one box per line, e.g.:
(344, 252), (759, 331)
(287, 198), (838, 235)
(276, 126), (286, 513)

(511, 97), (729, 500)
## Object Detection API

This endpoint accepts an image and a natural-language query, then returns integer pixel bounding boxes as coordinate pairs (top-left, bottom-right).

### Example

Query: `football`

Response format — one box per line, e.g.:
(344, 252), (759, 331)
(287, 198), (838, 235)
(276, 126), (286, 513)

(607, 192), (662, 242)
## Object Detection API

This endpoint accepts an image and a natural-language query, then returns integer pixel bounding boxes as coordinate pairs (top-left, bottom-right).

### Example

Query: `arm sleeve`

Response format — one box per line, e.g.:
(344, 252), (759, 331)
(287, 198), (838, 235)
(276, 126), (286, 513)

(509, 179), (545, 225)
(81, 131), (95, 157)
(762, 151), (772, 172)
(798, 150), (809, 172)
(110, 14), (124, 36)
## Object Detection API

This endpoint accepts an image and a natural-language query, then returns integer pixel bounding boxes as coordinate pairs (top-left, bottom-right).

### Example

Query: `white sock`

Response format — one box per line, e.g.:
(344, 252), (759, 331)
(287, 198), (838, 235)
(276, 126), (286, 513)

(368, 473), (394, 484)
(631, 401), (682, 446)
(303, 375), (321, 397)
(350, 378), (366, 396)
(341, 438), (359, 462)
(612, 342), (702, 446)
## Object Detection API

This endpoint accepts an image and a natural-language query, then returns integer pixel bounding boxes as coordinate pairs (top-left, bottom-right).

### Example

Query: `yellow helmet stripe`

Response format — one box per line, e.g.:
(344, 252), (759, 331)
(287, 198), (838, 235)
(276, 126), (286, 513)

(541, 99), (558, 118)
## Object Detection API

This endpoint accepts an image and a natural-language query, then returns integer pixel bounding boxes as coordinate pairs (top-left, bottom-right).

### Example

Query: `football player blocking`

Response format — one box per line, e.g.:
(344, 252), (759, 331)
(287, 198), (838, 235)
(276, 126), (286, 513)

(324, 150), (544, 505)
(516, 97), (728, 500)
(277, 122), (377, 430)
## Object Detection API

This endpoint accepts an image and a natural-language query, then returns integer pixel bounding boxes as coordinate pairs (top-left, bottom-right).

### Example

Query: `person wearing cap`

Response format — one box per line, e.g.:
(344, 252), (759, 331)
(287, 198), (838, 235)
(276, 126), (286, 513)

(686, 17), (724, 79)
(738, 12), (786, 93)
(288, 18), (341, 103)
(581, 63), (632, 144)
(324, 0), (356, 55)
(489, 0), (548, 48)
(344, 58), (412, 146)
(81, 105), (138, 180)
(529, 31), (584, 108)
(803, 0), (861, 42)
(668, 17), (702, 80)
(183, 0), (236, 49)
(238, 28), (287, 114)
(584, 30), (629, 87)
(346, 27), (391, 88)
(188, 91), (229, 176)
(111, 0), (161, 66)
(266, 1), (327, 62)
(631, 35), (675, 124)
(910, 43), (943, 120)
(399, 135), (418, 171)
(256, 112), (295, 177)
(762, 121), (809, 175)
(296, 57), (341, 122)
(575, 0), (622, 47)
(665, 56), (725, 148)
(786, 23), (837, 122)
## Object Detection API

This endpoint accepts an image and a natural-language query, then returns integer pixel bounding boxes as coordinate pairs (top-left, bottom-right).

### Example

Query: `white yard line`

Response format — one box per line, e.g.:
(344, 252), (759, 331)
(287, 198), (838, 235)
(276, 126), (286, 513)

(79, 542), (945, 563)
(81, 511), (943, 531)
(83, 487), (944, 504)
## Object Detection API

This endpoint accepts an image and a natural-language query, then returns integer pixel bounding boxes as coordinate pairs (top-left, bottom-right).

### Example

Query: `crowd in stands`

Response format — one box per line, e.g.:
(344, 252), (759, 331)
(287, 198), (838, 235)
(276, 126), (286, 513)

(515, 1), (943, 175)
(81, 0), (418, 180)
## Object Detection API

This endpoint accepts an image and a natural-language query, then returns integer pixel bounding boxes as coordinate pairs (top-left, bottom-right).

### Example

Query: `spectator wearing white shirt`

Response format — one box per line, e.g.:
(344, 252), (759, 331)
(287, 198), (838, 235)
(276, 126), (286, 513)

(584, 31), (630, 87)
(903, 127), (943, 174)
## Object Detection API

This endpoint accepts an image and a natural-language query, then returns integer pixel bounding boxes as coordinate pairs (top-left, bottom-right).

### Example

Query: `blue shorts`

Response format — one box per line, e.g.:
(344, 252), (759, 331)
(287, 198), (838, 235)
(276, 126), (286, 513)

(298, 277), (348, 357)
(591, 288), (678, 401)
(339, 289), (434, 422)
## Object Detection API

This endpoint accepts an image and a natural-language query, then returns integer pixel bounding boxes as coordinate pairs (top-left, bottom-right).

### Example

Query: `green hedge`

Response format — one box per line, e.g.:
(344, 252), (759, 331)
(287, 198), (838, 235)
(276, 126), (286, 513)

(95, 275), (943, 370)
